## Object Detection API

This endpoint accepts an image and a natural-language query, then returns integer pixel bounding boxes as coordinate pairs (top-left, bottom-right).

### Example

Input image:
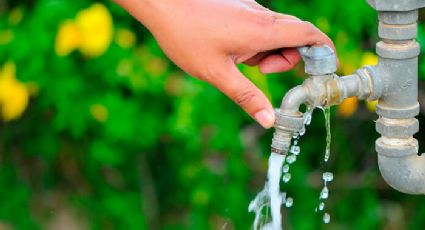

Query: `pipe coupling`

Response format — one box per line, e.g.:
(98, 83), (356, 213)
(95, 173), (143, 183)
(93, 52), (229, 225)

(271, 111), (304, 155)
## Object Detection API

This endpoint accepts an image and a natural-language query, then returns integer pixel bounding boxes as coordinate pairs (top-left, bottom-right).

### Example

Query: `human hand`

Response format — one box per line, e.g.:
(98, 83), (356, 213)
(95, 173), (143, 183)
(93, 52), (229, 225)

(114, 0), (335, 128)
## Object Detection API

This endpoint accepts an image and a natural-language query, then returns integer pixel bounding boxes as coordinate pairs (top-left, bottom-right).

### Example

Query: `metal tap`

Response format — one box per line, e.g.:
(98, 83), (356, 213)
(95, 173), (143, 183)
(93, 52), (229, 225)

(272, 0), (425, 195)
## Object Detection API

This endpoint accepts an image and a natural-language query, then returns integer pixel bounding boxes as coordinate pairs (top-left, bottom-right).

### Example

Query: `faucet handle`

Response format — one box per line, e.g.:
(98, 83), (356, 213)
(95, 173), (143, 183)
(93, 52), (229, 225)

(297, 45), (337, 76)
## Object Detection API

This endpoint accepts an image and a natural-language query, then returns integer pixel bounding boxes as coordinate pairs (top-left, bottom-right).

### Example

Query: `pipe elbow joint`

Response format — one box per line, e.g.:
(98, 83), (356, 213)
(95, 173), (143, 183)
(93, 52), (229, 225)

(376, 138), (425, 194)
(376, 117), (425, 194)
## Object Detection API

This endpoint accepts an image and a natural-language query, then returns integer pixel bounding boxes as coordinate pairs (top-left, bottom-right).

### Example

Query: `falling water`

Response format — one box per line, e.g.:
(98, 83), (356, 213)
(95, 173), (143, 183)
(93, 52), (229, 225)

(267, 153), (286, 229)
(315, 107), (333, 224)
(249, 107), (314, 230)
(249, 153), (286, 230)
(323, 108), (331, 163)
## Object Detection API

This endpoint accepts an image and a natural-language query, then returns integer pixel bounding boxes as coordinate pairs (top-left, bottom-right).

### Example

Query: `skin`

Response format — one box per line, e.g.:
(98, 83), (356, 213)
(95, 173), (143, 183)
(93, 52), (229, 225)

(113, 0), (335, 128)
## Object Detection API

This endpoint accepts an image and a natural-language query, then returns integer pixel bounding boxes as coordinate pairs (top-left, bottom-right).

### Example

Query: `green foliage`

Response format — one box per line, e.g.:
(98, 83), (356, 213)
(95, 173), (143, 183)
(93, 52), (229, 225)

(1, 0), (425, 229)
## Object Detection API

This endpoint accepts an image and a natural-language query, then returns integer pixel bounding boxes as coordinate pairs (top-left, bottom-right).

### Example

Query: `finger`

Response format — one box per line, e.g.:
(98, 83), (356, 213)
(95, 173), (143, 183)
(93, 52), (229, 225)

(273, 12), (301, 21)
(243, 51), (273, 66)
(256, 19), (336, 52)
(206, 59), (275, 128)
(259, 48), (302, 73)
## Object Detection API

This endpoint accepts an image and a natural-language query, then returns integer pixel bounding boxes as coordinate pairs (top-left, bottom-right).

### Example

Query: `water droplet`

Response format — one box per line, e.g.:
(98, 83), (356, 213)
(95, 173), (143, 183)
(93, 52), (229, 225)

(299, 126), (306, 136)
(320, 187), (329, 199)
(304, 113), (312, 125)
(290, 146), (300, 155)
(292, 132), (299, 139)
(319, 202), (325, 211)
(282, 173), (291, 183)
(323, 172), (334, 182)
(285, 197), (293, 208)
(282, 164), (290, 173)
(286, 155), (297, 164)
(324, 149), (330, 162)
(293, 139), (298, 145)
(323, 213), (331, 224)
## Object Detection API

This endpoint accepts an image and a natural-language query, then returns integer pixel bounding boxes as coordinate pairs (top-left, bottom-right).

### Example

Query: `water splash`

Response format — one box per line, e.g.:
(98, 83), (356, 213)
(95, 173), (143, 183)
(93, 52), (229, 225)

(249, 184), (271, 229)
(249, 106), (317, 229)
(249, 153), (285, 230)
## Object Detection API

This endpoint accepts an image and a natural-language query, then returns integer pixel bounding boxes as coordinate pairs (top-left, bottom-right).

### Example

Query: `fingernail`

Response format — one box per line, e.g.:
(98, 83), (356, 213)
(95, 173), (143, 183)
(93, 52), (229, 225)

(254, 109), (275, 129)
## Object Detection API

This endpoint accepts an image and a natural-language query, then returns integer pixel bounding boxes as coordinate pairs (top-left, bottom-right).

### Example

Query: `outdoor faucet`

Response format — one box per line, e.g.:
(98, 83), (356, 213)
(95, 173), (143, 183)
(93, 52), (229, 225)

(272, 0), (425, 195)
(271, 45), (380, 155)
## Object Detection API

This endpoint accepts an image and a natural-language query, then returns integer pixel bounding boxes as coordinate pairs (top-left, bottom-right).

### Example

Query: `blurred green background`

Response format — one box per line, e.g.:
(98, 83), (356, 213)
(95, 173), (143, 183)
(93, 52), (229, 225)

(1, 0), (425, 229)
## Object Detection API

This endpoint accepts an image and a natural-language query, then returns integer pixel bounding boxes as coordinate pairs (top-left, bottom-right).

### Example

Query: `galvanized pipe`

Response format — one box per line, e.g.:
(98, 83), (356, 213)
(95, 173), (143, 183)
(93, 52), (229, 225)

(372, 6), (425, 194)
(272, 0), (425, 195)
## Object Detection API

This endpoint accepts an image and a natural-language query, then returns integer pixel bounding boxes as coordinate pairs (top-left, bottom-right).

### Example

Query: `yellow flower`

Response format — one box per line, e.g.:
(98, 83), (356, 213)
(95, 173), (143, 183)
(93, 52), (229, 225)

(8, 7), (23, 25)
(0, 62), (29, 122)
(55, 20), (81, 56)
(75, 3), (113, 57)
(337, 97), (358, 118)
(361, 52), (379, 67)
(366, 100), (378, 112)
(115, 28), (136, 49)
(0, 30), (14, 45)
(90, 104), (108, 122)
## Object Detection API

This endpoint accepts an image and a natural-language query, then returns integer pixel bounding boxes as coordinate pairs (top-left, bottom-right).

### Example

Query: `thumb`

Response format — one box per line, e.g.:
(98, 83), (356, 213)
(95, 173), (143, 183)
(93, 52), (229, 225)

(206, 60), (275, 128)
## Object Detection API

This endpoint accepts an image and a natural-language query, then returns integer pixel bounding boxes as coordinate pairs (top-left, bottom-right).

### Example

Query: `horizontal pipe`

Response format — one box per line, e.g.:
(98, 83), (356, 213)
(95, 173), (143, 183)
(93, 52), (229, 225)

(339, 74), (361, 98)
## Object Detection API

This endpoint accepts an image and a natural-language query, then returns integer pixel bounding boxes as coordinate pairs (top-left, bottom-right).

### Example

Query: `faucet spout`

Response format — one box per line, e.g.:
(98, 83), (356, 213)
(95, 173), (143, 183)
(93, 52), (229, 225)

(279, 85), (309, 115)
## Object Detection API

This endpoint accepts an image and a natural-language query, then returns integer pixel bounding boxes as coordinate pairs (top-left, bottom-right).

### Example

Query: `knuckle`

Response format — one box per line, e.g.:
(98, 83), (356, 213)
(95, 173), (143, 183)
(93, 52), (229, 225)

(199, 61), (226, 85)
(247, 10), (277, 27)
(233, 89), (257, 107)
(303, 21), (318, 36)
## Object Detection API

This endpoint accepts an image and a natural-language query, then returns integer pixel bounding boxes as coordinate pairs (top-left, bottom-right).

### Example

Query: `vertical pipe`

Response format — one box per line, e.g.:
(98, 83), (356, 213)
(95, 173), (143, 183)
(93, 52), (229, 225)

(374, 9), (425, 194)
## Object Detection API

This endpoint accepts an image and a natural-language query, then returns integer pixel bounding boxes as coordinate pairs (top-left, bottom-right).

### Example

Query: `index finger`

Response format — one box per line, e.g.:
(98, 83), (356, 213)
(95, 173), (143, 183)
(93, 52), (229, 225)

(255, 19), (336, 53)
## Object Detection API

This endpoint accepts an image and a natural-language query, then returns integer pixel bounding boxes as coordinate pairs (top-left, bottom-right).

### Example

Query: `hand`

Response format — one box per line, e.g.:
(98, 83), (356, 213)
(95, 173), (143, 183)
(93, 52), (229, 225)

(114, 0), (335, 128)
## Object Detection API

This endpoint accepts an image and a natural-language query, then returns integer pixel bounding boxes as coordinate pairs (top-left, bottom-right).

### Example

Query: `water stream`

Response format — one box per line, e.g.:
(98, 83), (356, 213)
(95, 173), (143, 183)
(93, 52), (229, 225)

(249, 107), (333, 229)
(317, 107), (333, 223)
(249, 108), (313, 230)
(323, 108), (331, 163)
